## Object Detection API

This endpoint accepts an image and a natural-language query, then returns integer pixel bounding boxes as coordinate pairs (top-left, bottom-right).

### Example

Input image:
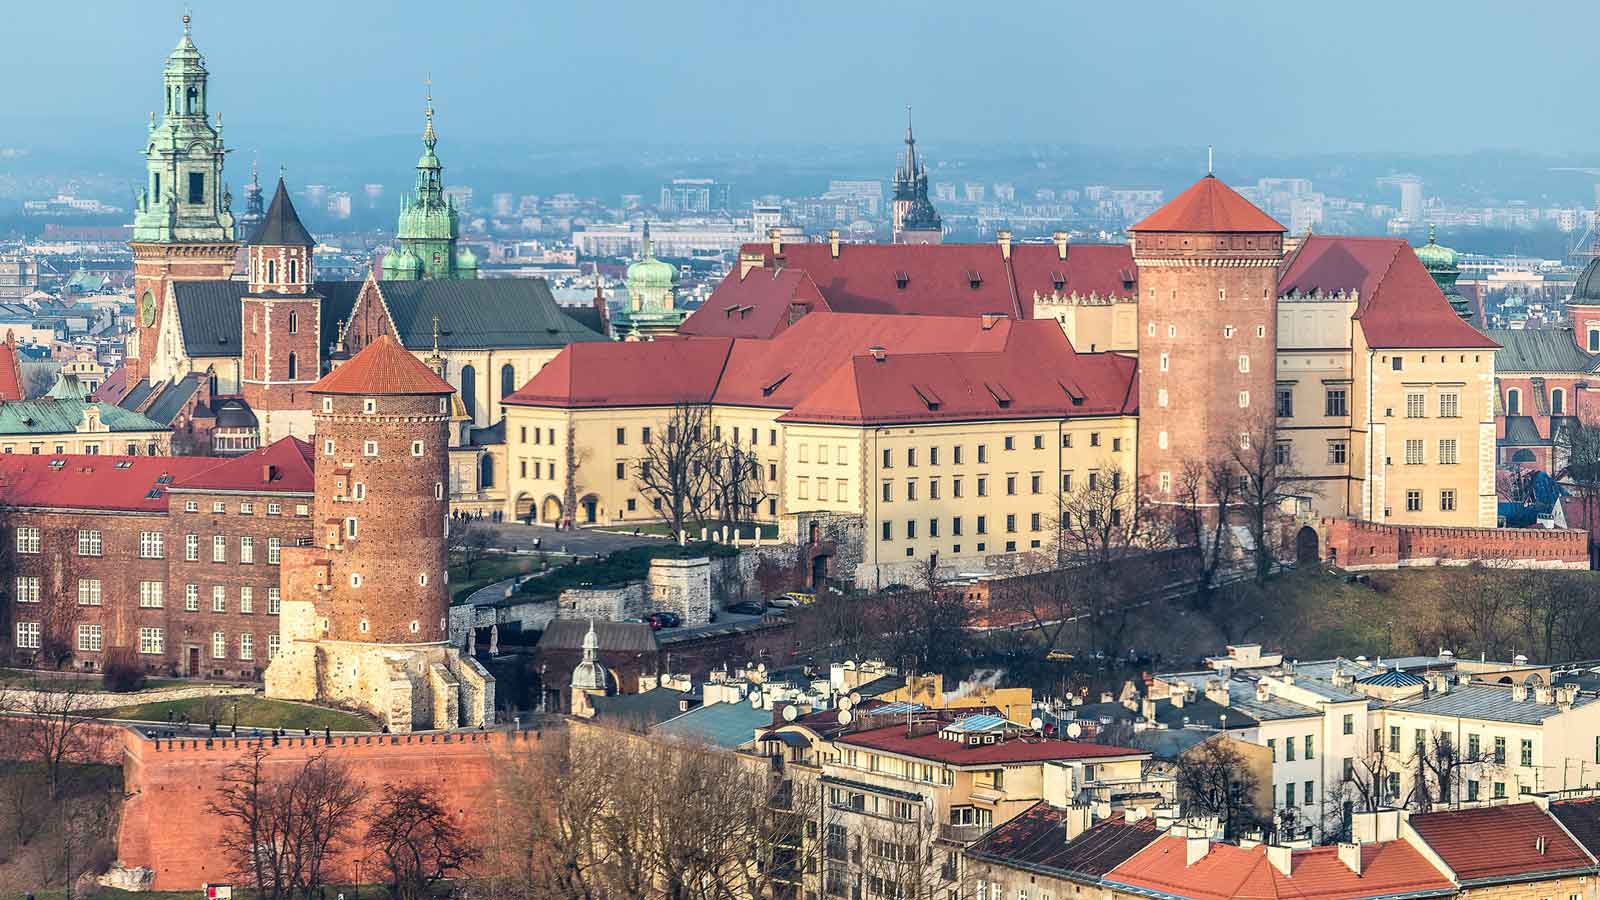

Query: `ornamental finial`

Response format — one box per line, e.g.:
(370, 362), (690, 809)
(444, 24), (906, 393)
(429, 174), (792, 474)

(422, 75), (437, 149)
(1428, 223), (1437, 244)
(431, 314), (441, 354)
(182, 10), (191, 35)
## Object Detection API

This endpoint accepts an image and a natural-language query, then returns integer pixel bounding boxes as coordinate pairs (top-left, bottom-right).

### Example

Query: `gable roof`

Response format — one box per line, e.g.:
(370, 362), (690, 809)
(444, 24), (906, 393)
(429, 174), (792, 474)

(679, 267), (830, 339)
(1490, 328), (1600, 374)
(168, 437), (315, 494)
(505, 337), (735, 408)
(731, 242), (1137, 320)
(965, 805), (1160, 882)
(249, 179), (315, 247)
(1131, 175), (1284, 234)
(652, 700), (771, 748)
(1279, 235), (1497, 349)
(0, 398), (166, 437)
(1106, 836), (1453, 900)
(1392, 682), (1595, 724)
(172, 280), (360, 358)
(1409, 803), (1592, 884)
(312, 334), (452, 396)
(588, 686), (692, 727)
(370, 278), (608, 351)
(1549, 797), (1600, 861)
(0, 452), (224, 513)
(536, 618), (660, 654)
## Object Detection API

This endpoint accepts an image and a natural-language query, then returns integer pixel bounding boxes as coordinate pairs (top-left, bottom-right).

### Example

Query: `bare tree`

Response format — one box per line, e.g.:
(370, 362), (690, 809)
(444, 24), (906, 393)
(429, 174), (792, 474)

(1174, 737), (1264, 840)
(876, 555), (970, 675)
(208, 743), (281, 899)
(634, 403), (715, 538)
(365, 780), (482, 900)
(453, 521), (496, 581)
(1226, 411), (1315, 582)
(561, 421), (591, 529)
(0, 675), (109, 802)
(706, 439), (774, 535)
(1171, 457), (1241, 609)
(1555, 417), (1600, 566)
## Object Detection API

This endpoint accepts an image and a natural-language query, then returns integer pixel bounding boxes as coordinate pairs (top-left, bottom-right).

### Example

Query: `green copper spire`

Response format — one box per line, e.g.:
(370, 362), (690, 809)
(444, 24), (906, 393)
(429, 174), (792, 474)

(391, 78), (473, 280)
(131, 14), (236, 244)
(1415, 225), (1473, 322)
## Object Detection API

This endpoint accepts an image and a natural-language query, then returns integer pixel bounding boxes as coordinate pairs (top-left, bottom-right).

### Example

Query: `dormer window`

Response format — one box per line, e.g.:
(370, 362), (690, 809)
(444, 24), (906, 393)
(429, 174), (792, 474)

(967, 271), (983, 290)
(1051, 272), (1066, 292)
(895, 272), (909, 290)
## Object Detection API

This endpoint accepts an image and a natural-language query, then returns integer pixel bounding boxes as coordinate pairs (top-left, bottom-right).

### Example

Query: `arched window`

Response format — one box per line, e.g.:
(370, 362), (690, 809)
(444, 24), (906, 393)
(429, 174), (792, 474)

(287, 310), (298, 335)
(1507, 388), (1521, 415)
(185, 86), (198, 114)
(460, 365), (477, 419)
(479, 453), (494, 488)
(1589, 329), (1599, 352)
(266, 259), (277, 283)
(1553, 388), (1566, 415)
(500, 363), (515, 400)
(288, 259), (299, 283)
(286, 352), (298, 381)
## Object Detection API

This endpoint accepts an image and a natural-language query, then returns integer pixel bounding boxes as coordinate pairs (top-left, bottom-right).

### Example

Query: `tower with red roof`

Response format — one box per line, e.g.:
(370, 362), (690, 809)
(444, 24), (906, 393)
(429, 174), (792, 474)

(240, 179), (322, 440)
(264, 334), (493, 731)
(1130, 174), (1285, 499)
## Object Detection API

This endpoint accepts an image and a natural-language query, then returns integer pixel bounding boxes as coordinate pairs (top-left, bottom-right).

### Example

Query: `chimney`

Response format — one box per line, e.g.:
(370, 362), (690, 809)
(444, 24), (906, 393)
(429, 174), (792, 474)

(980, 312), (1007, 330)
(1185, 836), (1210, 866)
(1255, 682), (1270, 703)
(1425, 672), (1450, 695)
(1053, 230), (1069, 260)
(679, 697), (691, 712)
(828, 228), (841, 258)
(768, 227), (782, 255)
(1535, 685), (1554, 704)
(867, 346), (887, 363)
(1332, 667), (1355, 690)
(1141, 697), (1156, 720)
(1337, 842), (1362, 875)
(1065, 803), (1093, 842)
(1266, 844), (1292, 877)
(1100, 692), (1114, 705)
(1171, 686), (1186, 709)
(997, 229), (1013, 260)
(1513, 681), (1529, 702)
(738, 250), (765, 279)
(261, 464), (277, 483)
(1205, 679), (1230, 708)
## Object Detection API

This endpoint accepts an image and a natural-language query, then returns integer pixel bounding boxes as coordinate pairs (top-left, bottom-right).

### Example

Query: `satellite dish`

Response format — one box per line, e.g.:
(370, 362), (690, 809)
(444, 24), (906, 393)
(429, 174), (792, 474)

(749, 692), (763, 708)
(837, 709), (853, 726)
(1030, 717), (1044, 731)
(757, 662), (768, 674)
(837, 695), (852, 711)
(783, 704), (799, 722)
(1066, 722), (1083, 739)
(849, 691), (862, 706)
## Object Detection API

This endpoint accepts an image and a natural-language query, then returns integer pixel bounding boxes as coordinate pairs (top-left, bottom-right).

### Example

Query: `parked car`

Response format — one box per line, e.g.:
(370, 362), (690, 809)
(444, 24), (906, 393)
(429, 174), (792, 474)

(725, 600), (766, 616)
(881, 583), (913, 594)
(646, 611), (682, 630)
(770, 590), (816, 609)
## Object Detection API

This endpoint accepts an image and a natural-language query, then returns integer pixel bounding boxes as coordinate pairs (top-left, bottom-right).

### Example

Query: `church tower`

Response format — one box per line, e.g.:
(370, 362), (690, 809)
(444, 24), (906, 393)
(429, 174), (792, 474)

(1131, 174), (1284, 502)
(265, 335), (493, 731)
(241, 179), (321, 440)
(890, 108), (942, 244)
(128, 14), (239, 382)
(238, 159), (267, 238)
(383, 86), (477, 281)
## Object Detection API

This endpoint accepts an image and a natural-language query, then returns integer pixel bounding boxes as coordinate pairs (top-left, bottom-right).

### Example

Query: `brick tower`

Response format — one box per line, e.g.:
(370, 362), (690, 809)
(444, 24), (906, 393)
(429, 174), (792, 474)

(265, 335), (493, 731)
(128, 15), (238, 383)
(241, 179), (321, 441)
(1131, 175), (1284, 500)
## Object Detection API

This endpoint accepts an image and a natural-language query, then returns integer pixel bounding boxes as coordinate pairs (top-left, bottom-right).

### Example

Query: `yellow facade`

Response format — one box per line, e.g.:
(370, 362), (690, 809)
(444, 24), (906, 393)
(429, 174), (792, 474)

(1033, 291), (1139, 353)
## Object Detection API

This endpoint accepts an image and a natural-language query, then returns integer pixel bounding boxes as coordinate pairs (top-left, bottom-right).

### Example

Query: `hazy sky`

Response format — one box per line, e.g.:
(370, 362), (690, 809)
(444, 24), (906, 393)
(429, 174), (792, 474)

(6, 0), (1600, 156)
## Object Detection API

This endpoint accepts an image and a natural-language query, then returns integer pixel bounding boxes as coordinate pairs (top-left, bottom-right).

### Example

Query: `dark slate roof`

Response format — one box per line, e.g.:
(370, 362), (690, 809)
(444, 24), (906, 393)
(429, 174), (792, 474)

(248, 179), (315, 247)
(1394, 683), (1597, 725)
(1574, 257), (1600, 304)
(172, 280), (359, 359)
(213, 397), (258, 429)
(537, 618), (659, 654)
(1151, 697), (1259, 731)
(1489, 328), (1600, 374)
(141, 376), (201, 426)
(1503, 415), (1549, 446)
(1550, 797), (1600, 858)
(588, 687), (692, 727)
(468, 419), (506, 446)
(1069, 702), (1140, 724)
(1357, 669), (1427, 687)
(561, 304), (607, 336)
(119, 379), (156, 410)
(375, 279), (608, 351)
(966, 804), (1160, 881)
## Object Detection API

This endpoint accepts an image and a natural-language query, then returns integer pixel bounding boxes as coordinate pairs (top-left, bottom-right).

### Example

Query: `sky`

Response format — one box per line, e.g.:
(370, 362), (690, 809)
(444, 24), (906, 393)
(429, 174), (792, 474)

(4, 0), (1600, 158)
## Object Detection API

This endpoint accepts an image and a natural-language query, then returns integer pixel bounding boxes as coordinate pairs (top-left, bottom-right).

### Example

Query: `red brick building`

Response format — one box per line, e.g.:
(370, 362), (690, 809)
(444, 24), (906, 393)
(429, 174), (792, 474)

(2, 437), (314, 679)
(240, 180), (322, 426)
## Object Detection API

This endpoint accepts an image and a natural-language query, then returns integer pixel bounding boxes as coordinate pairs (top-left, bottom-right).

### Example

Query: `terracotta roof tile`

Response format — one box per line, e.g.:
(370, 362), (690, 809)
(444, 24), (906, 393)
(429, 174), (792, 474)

(168, 437), (315, 494)
(504, 337), (735, 408)
(1106, 836), (1453, 900)
(0, 453), (224, 513)
(0, 332), (23, 402)
(679, 267), (831, 339)
(1409, 803), (1592, 884)
(966, 805), (1160, 880)
(1131, 175), (1284, 234)
(311, 333), (453, 396)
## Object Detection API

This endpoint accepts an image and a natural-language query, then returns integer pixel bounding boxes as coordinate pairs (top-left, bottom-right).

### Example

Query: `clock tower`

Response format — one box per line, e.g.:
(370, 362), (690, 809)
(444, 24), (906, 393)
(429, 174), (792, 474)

(128, 14), (239, 383)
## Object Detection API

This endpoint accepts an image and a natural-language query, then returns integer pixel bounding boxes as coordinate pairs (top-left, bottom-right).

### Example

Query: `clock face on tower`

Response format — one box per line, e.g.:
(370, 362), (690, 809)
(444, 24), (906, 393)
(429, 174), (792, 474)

(139, 290), (156, 328)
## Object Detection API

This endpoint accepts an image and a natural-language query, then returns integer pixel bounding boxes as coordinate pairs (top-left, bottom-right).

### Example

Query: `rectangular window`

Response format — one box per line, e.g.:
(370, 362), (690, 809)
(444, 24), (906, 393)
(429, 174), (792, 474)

(1285, 782), (1295, 807)
(907, 448), (917, 467)
(1030, 474), (1042, 494)
(952, 477), (962, 498)
(240, 536), (254, 564)
(187, 171), (205, 204)
(929, 447), (940, 466)
(882, 522), (892, 541)
(213, 534), (227, 563)
(1494, 781), (1506, 799)
(1328, 440), (1348, 465)
(906, 479), (917, 501)
(1304, 735), (1314, 759)
(240, 586), (254, 614)
(1389, 726), (1401, 753)
(213, 586), (227, 613)
(1406, 490), (1422, 512)
(976, 515), (987, 535)
(1005, 514), (1016, 533)
(1275, 441), (1291, 466)
(1438, 439), (1458, 465)
(138, 581), (163, 608)
(15, 576), (39, 603)
(139, 627), (163, 655)
(882, 448), (892, 469)
(1006, 475), (1016, 495)
(1441, 489), (1457, 512)
(1304, 780), (1314, 806)
(1467, 780), (1479, 801)
(1286, 738), (1296, 762)
(1406, 393), (1425, 418)
(1405, 439), (1423, 465)
(1440, 392), (1459, 418)
(1342, 713), (1354, 735)
(929, 478), (940, 500)
(185, 584), (199, 611)
(267, 587), (281, 614)
(1004, 436), (1015, 451)
(16, 621), (41, 649)
(1521, 739), (1533, 768)
(240, 633), (254, 661)
(77, 624), (103, 652)
(906, 520), (916, 540)
(268, 633), (280, 659)
(77, 530), (102, 557)
(1325, 388), (1348, 417)
(1030, 512), (1041, 531)
(140, 531), (164, 559)
(615, 461), (625, 480)
(929, 518), (939, 538)
(267, 537), (281, 564)
(977, 476), (988, 497)
(952, 517), (962, 536)
(78, 579), (103, 606)
(1276, 388), (1293, 417)
(616, 427), (626, 445)
(882, 481), (893, 502)
(1494, 736), (1506, 764)
(797, 478), (809, 500)
(213, 631), (227, 660)
(186, 533), (199, 561)
(16, 527), (39, 554)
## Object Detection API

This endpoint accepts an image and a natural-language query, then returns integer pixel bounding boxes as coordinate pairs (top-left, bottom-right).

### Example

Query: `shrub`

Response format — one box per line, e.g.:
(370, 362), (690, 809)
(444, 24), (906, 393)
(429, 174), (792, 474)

(101, 646), (148, 693)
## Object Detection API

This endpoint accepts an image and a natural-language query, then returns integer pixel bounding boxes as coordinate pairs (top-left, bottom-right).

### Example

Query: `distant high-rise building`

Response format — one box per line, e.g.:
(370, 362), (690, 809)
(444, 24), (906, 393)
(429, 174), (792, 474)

(326, 192), (351, 220)
(890, 108), (941, 244)
(363, 183), (384, 209)
(492, 192), (513, 217)
(303, 184), (328, 208)
(963, 183), (986, 203)
(993, 183), (1015, 203)
(659, 178), (729, 213)
(1378, 175), (1424, 225)
(822, 180), (883, 216)
(934, 182), (956, 204)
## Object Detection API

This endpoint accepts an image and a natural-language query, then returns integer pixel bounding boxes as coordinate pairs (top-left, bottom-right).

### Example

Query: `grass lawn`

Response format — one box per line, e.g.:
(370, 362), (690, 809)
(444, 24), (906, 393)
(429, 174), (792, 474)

(449, 552), (543, 604)
(94, 695), (376, 732)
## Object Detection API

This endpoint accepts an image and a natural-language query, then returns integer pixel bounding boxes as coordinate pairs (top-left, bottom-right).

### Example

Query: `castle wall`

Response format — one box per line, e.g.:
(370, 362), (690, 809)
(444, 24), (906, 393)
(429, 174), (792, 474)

(1321, 516), (1588, 570)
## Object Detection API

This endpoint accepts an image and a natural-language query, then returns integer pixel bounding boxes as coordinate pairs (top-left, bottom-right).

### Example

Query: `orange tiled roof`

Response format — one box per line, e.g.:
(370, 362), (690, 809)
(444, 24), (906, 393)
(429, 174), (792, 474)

(0, 331), (23, 401)
(1131, 175), (1284, 234)
(310, 333), (452, 396)
(1105, 836), (1453, 900)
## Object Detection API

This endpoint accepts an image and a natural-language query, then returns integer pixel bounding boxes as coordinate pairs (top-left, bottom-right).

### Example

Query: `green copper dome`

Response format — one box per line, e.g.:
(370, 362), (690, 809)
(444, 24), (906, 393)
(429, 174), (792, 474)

(1415, 226), (1457, 272)
(456, 246), (478, 270)
(626, 222), (675, 291)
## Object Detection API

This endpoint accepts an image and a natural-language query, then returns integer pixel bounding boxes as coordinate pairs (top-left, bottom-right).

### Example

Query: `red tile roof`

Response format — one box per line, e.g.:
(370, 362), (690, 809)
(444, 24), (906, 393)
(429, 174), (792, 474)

(505, 336), (735, 408)
(780, 326), (1137, 426)
(1106, 836), (1453, 900)
(168, 437), (315, 494)
(679, 267), (831, 339)
(1279, 235), (1498, 349)
(1131, 175), (1284, 234)
(312, 333), (453, 396)
(1408, 803), (1592, 884)
(835, 723), (1145, 766)
(731, 242), (1136, 320)
(0, 453), (224, 513)
(0, 332), (23, 402)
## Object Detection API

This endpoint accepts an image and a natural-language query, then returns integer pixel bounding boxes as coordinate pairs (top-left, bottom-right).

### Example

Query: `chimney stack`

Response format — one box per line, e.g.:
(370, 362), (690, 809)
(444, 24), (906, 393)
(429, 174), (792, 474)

(1053, 230), (1069, 260)
(1337, 842), (1363, 875)
(739, 250), (765, 279)
(867, 346), (886, 363)
(768, 227), (782, 256)
(261, 464), (277, 483)
(829, 228), (841, 258)
(1185, 836), (1210, 867)
(1266, 844), (1292, 877)
(997, 229), (1013, 261)
(1513, 681), (1529, 702)
(1065, 803), (1093, 842)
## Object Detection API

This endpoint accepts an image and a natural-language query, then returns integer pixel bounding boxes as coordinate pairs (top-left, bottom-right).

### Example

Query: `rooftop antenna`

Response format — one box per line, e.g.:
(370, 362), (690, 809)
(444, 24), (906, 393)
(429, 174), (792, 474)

(1207, 145), (1214, 176)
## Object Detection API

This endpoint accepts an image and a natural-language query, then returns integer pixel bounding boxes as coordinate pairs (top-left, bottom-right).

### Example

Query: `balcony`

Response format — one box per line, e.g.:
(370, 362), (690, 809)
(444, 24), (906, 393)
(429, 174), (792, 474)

(938, 823), (985, 844)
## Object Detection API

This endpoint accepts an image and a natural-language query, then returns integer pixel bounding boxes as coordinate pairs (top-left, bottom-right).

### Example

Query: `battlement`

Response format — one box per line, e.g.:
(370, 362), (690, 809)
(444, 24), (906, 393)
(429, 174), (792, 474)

(132, 726), (533, 758)
(1322, 516), (1589, 570)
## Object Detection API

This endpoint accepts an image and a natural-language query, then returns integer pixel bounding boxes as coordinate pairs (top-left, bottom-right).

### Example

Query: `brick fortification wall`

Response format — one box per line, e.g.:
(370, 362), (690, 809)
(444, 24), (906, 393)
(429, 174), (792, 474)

(1322, 517), (1589, 570)
(116, 726), (538, 890)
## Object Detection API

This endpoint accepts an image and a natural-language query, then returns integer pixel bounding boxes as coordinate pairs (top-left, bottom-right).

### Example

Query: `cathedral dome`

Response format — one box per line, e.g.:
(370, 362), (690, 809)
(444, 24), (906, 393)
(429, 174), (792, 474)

(626, 255), (675, 291)
(384, 247), (422, 278)
(456, 246), (479, 271)
(165, 16), (204, 74)
(1414, 227), (1457, 273)
(1575, 257), (1600, 305)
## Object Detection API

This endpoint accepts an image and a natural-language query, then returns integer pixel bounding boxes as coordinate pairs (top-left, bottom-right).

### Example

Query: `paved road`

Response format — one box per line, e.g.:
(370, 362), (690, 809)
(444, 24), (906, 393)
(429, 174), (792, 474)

(470, 521), (667, 557)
